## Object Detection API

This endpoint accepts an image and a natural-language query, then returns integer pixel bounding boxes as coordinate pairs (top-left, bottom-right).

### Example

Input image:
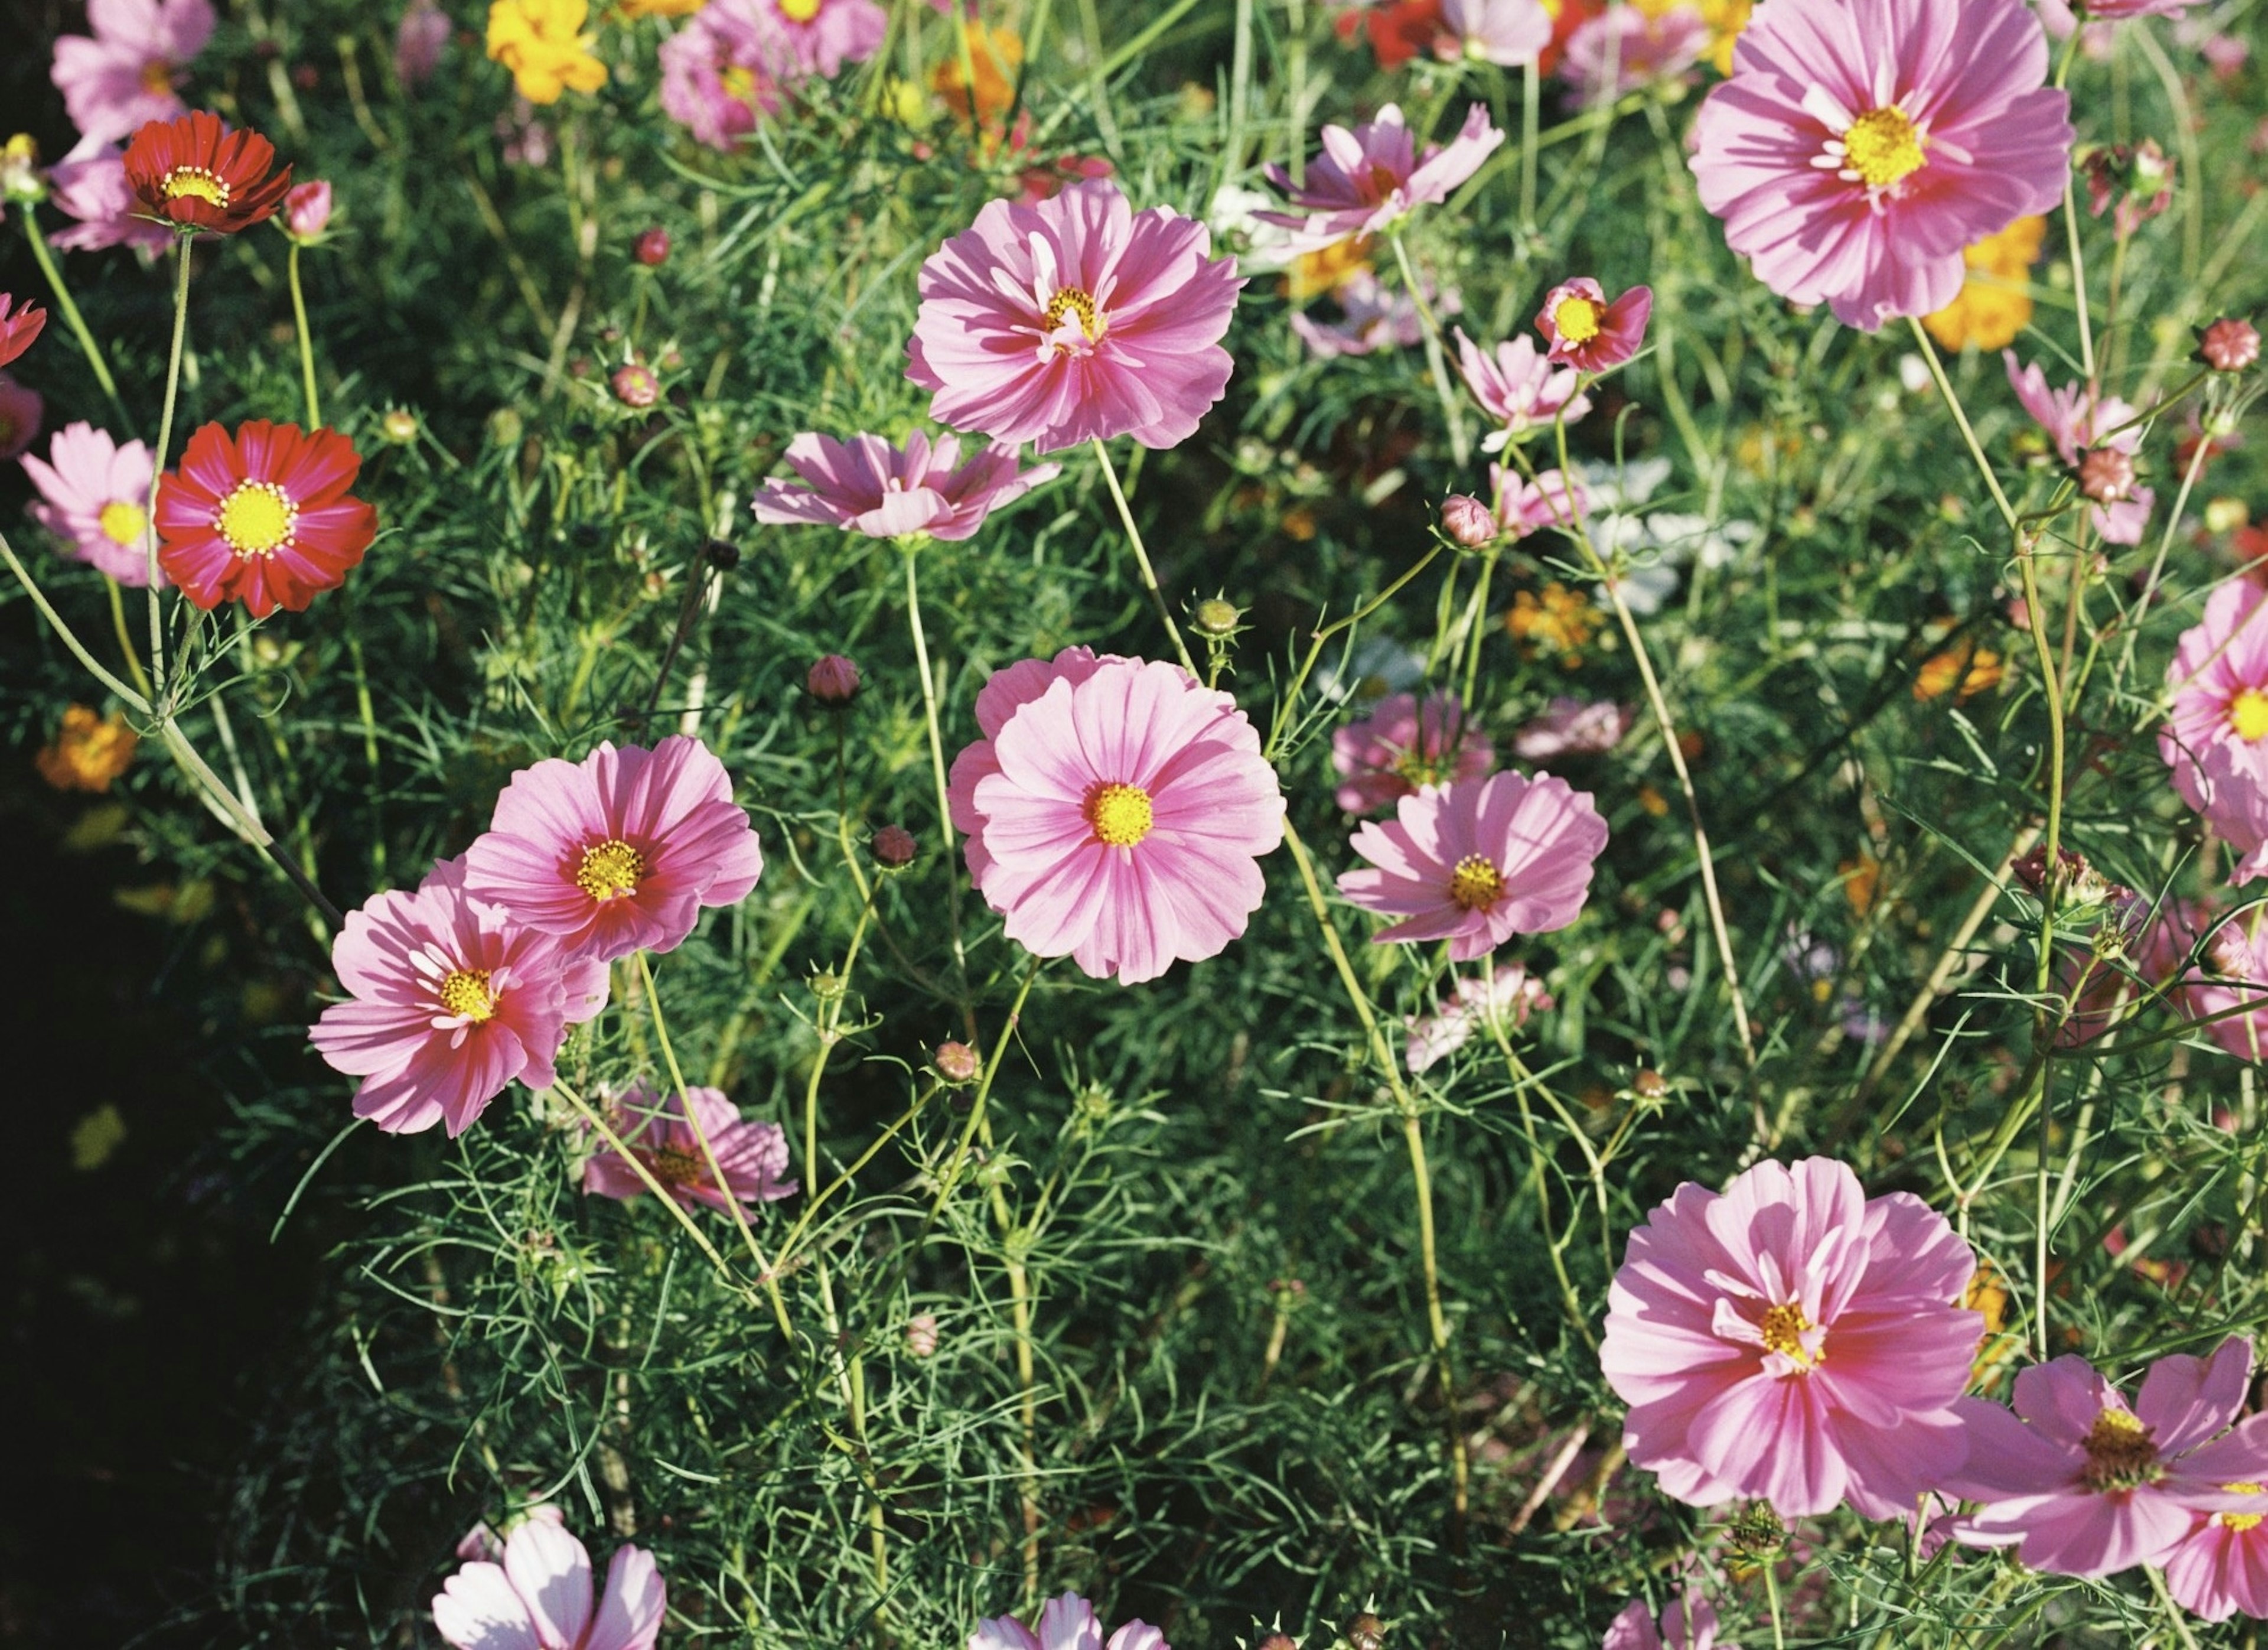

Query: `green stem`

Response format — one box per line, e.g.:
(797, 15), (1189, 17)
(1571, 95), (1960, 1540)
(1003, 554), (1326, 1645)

(556, 1078), (740, 1285)
(287, 240), (321, 428)
(1388, 229), (1471, 465)
(1907, 320), (2018, 532)
(21, 216), (128, 423)
(1090, 438), (1195, 675)
(2062, 169), (2096, 385)
(1459, 548), (1499, 709)
(147, 242), (195, 697)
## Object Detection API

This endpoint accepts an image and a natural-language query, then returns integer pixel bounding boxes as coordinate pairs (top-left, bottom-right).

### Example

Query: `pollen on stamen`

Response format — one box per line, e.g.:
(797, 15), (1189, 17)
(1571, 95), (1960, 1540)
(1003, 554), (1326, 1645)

(576, 838), (649, 901)
(1043, 287), (1103, 342)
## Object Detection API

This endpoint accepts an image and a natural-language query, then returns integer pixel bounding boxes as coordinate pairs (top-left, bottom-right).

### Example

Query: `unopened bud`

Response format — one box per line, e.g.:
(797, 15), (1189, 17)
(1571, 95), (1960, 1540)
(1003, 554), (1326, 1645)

(380, 408), (419, 445)
(284, 179), (333, 241)
(611, 363), (660, 409)
(806, 653), (862, 705)
(871, 825), (917, 868)
(905, 1312), (939, 1357)
(1, 134), (45, 204)
(1255, 1636), (1298, 1650)
(1441, 494), (1498, 547)
(1346, 1615), (1386, 1650)
(935, 1040), (982, 1084)
(1632, 1068), (1667, 1099)
(2075, 446), (2135, 505)
(634, 226), (670, 267)
(703, 536), (740, 571)
(1193, 597), (1241, 639)
(2199, 318), (2262, 374)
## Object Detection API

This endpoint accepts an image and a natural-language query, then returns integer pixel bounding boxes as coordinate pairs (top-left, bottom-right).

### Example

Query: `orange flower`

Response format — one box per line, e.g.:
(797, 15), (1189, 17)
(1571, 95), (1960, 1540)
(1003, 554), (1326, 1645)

(933, 22), (1022, 126)
(1921, 216), (2047, 354)
(37, 705), (138, 793)
(1283, 235), (1374, 301)
(1914, 639), (2003, 703)
(1506, 582), (1601, 666)
(1840, 851), (1881, 917)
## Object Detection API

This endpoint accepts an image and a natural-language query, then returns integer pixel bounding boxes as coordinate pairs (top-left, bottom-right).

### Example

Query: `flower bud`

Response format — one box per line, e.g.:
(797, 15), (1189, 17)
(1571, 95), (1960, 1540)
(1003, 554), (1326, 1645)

(380, 408), (419, 445)
(872, 825), (917, 868)
(1192, 597), (1241, 639)
(2075, 447), (2135, 505)
(2198, 317), (2262, 374)
(905, 1312), (939, 1357)
(934, 1040), (982, 1084)
(1346, 1615), (1386, 1650)
(1632, 1068), (1668, 1100)
(703, 536), (740, 571)
(610, 363), (660, 409)
(1256, 1636), (1298, 1650)
(634, 226), (670, 267)
(0, 134), (45, 204)
(806, 653), (862, 706)
(1440, 494), (1498, 547)
(284, 179), (333, 241)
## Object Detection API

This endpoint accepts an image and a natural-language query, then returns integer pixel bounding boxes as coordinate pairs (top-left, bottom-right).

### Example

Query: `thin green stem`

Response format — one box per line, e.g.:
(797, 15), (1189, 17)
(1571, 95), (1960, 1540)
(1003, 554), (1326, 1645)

(287, 240), (321, 428)
(2062, 169), (2097, 385)
(21, 216), (128, 422)
(1387, 230), (1471, 464)
(1519, 58), (1540, 236)
(1, 528), (151, 713)
(104, 575), (154, 704)
(1264, 544), (1446, 761)
(1908, 320), (2018, 532)
(1459, 548), (1499, 709)
(555, 1078), (741, 1285)
(902, 548), (957, 855)
(147, 242), (195, 697)
(1090, 438), (1195, 675)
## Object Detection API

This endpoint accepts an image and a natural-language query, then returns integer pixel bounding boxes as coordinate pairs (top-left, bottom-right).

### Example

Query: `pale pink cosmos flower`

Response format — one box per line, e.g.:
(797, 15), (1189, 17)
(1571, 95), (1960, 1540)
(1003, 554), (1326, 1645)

(1601, 1157), (1984, 1519)
(1689, 0), (2074, 331)
(50, 0), (216, 145)
(1434, 0), (1553, 66)
(1513, 697), (1631, 761)
(2159, 579), (2268, 817)
(1405, 962), (1552, 1073)
(2196, 740), (2268, 886)
(907, 180), (1245, 453)
(1563, 5), (1710, 109)
(956, 657), (1285, 984)
(1332, 691), (1495, 815)
(395, 0), (453, 87)
(948, 646), (1119, 887)
(2005, 352), (2156, 544)
(1946, 1337), (2268, 1577)
(21, 419), (165, 586)
(1602, 1589), (1730, 1650)
(456, 1502), (565, 1565)
(1290, 271), (1455, 359)
(1536, 278), (1653, 373)
(1487, 463), (1591, 536)
(583, 1082), (797, 1213)
(755, 0), (887, 78)
(433, 1512), (664, 1650)
(463, 735), (765, 965)
(1338, 770), (1606, 959)
(659, 0), (785, 149)
(309, 857), (608, 1137)
(2164, 1485), (2268, 1623)
(2179, 910), (2268, 1063)
(1455, 328), (1591, 451)
(47, 137), (174, 253)
(972, 1592), (1167, 1650)
(751, 430), (1061, 541)
(1258, 103), (1506, 252)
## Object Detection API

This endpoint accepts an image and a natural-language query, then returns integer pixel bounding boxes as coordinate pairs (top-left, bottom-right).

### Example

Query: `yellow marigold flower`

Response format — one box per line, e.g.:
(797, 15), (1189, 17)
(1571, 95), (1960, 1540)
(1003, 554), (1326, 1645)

(37, 705), (138, 793)
(1839, 850), (1881, 917)
(1283, 235), (1374, 301)
(487, 0), (608, 105)
(1914, 639), (2003, 704)
(933, 22), (1022, 126)
(1506, 582), (1601, 666)
(616, 0), (703, 14)
(1632, 0), (1749, 73)
(1921, 215), (2047, 353)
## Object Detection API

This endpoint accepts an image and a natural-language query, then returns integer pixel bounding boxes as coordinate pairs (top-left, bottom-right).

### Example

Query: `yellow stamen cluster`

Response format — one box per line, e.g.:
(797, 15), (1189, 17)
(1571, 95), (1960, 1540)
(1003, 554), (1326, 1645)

(438, 968), (498, 1023)
(1044, 287), (1103, 343)
(576, 838), (649, 900)
(778, 0), (823, 19)
(1843, 108), (1927, 191)
(2229, 688), (2268, 742)
(1448, 855), (1503, 912)
(647, 1145), (707, 1186)
(163, 165), (230, 207)
(1087, 783), (1154, 848)
(2080, 1408), (2162, 1492)
(99, 500), (148, 546)
(216, 481), (298, 557)
(1553, 296), (1603, 347)
(1758, 1301), (1821, 1369)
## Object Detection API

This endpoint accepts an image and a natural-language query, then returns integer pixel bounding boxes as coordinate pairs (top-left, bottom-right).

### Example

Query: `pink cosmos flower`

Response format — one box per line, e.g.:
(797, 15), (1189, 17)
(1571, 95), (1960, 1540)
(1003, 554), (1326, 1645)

(1689, 0), (2074, 331)
(1331, 690), (1495, 815)
(1290, 271), (1454, 359)
(949, 646), (1114, 887)
(21, 420), (165, 585)
(0, 294), (46, 369)
(1601, 1157), (1983, 1519)
(1435, 0), (1553, 66)
(907, 180), (1245, 453)
(457, 1503), (565, 1565)
(2164, 1486), (2268, 1623)
(1563, 5), (1710, 109)
(50, 0), (217, 145)
(755, 0), (886, 78)
(2159, 579), (2268, 817)
(463, 735), (766, 965)
(1338, 770), (1606, 959)
(1455, 328), (1591, 450)
(1513, 696), (1631, 761)
(583, 1082), (797, 1213)
(750, 429), (1060, 541)
(659, 0), (785, 149)
(46, 137), (174, 253)
(0, 375), (44, 463)
(2197, 741), (2268, 886)
(952, 656), (1286, 985)
(309, 857), (608, 1137)
(1487, 464), (1590, 536)
(1946, 1338), (2268, 1577)
(972, 1592), (1167, 1650)
(1602, 1589), (1730, 1650)
(432, 1512), (664, 1650)
(1536, 278), (1653, 373)
(2180, 909), (2268, 1063)
(1259, 103), (1505, 252)
(396, 0), (454, 87)
(284, 179), (333, 240)
(1405, 961), (1552, 1073)
(2005, 352), (2155, 544)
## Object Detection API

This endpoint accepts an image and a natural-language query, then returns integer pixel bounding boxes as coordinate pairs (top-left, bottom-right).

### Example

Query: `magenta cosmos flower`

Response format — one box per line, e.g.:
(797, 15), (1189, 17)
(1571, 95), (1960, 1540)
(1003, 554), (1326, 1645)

(1689, 0), (2073, 331)
(1332, 691), (1495, 815)
(1602, 1589), (1728, 1650)
(2165, 1483), (2268, 1623)
(755, 0), (885, 78)
(751, 429), (1060, 541)
(433, 1512), (664, 1650)
(309, 857), (609, 1137)
(21, 420), (164, 585)
(1337, 770), (1606, 960)
(1563, 6), (1710, 109)
(1405, 961), (1550, 1073)
(47, 137), (173, 253)
(1946, 1337), (2268, 1577)
(583, 1082), (797, 1213)
(2178, 911), (2268, 1064)
(1513, 696), (1631, 761)
(659, 0), (784, 149)
(1259, 103), (1504, 252)
(50, 0), (216, 145)
(950, 654), (1285, 985)
(972, 1591), (1167, 1650)
(2159, 580), (2268, 818)
(1455, 328), (1591, 450)
(1536, 278), (1653, 373)
(464, 735), (765, 965)
(1486, 464), (1590, 536)
(2005, 352), (2155, 545)
(1601, 1156), (1983, 1519)
(1435, 0), (1553, 66)
(907, 180), (1244, 453)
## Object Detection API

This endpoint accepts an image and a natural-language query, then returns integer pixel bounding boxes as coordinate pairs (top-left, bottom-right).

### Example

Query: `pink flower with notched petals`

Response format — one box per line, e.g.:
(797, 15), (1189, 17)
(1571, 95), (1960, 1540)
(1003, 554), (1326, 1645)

(908, 180), (1244, 454)
(1513, 696), (1631, 761)
(1435, 0), (1553, 66)
(309, 857), (609, 1137)
(1601, 1156), (1984, 1520)
(50, 0), (216, 145)
(1488, 463), (1590, 536)
(583, 1082), (797, 1213)
(2165, 1484), (2268, 1623)
(1563, 5), (1710, 109)
(1332, 691), (1495, 815)
(2160, 580), (2268, 818)
(1690, 0), (2073, 332)
(1405, 961), (1552, 1073)
(21, 420), (165, 586)
(2005, 352), (2155, 544)
(954, 656), (1285, 985)
(1259, 103), (1505, 252)
(1455, 328), (1591, 450)
(464, 735), (766, 965)
(659, 0), (784, 149)
(1536, 278), (1653, 373)
(1946, 1337), (2268, 1577)
(47, 138), (174, 253)
(1602, 1588), (1731, 1650)
(972, 1592), (1168, 1650)
(755, 0), (886, 77)
(1291, 270), (1452, 359)
(1338, 770), (1606, 960)
(751, 430), (1060, 541)
(433, 1514), (664, 1650)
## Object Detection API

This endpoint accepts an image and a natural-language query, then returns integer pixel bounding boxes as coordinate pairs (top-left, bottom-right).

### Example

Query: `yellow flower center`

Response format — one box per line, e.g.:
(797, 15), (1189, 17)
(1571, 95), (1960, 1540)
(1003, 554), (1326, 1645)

(1552, 295), (1602, 346)
(2080, 1408), (2162, 1492)
(1844, 108), (1927, 191)
(217, 481), (297, 556)
(99, 500), (148, 546)
(2220, 1483), (2268, 1532)
(721, 64), (757, 102)
(162, 165), (230, 208)
(1086, 783), (1153, 848)
(1448, 855), (1503, 912)
(576, 838), (649, 900)
(140, 58), (175, 95)
(1758, 1301), (1820, 1369)
(647, 1144), (706, 1186)
(778, 0), (823, 19)
(1044, 287), (1103, 341)
(438, 968), (498, 1023)
(2230, 688), (2268, 742)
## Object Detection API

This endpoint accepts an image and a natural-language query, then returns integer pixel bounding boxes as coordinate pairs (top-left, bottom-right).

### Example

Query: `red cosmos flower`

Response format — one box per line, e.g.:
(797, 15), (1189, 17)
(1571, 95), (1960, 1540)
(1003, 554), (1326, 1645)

(122, 111), (292, 235)
(0, 294), (47, 369)
(155, 421), (377, 616)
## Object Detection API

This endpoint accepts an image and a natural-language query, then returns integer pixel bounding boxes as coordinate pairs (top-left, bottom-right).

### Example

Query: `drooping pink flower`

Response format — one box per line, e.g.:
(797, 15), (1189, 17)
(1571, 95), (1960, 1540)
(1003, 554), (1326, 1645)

(1487, 463), (1590, 536)
(2159, 579), (2268, 817)
(0, 294), (46, 369)
(1290, 270), (1454, 358)
(463, 735), (766, 964)
(20, 420), (164, 585)
(1405, 961), (1552, 1073)
(1434, 0), (1553, 66)
(1602, 1588), (1730, 1650)
(1562, 5), (1709, 108)
(395, 0), (454, 87)
(582, 1082), (797, 1213)
(972, 1591), (1168, 1650)
(50, 0), (217, 145)
(309, 857), (609, 1137)
(0, 375), (44, 463)
(1259, 103), (1505, 252)
(1455, 328), (1591, 450)
(1600, 1156), (1983, 1519)
(46, 137), (173, 253)
(2163, 1486), (2268, 1623)
(659, 0), (784, 149)
(1338, 770), (1606, 959)
(952, 656), (1286, 985)
(754, 0), (886, 77)
(1946, 1338), (2268, 1577)
(1689, 0), (2074, 331)
(1536, 278), (1653, 373)
(1331, 691), (1495, 815)
(433, 1513), (664, 1650)
(1513, 696), (1630, 761)
(907, 180), (1245, 453)
(2005, 352), (2155, 544)
(750, 429), (1061, 540)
